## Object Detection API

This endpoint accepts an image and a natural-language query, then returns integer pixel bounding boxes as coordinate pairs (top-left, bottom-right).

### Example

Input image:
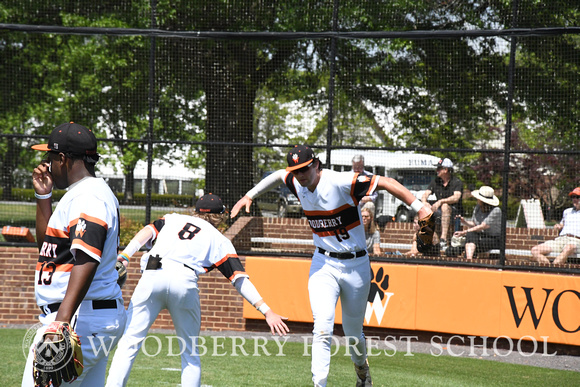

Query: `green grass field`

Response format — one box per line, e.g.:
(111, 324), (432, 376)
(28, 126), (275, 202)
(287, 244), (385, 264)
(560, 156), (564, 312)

(5, 329), (579, 386)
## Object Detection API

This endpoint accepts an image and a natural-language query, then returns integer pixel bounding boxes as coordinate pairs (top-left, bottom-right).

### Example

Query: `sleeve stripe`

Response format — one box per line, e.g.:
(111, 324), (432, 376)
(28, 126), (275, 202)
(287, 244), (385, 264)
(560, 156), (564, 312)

(213, 253), (239, 268)
(146, 224), (159, 239)
(68, 213), (109, 230)
(367, 175), (379, 196)
(350, 173), (359, 204)
(71, 239), (103, 258)
(228, 270), (247, 282)
(45, 227), (68, 238)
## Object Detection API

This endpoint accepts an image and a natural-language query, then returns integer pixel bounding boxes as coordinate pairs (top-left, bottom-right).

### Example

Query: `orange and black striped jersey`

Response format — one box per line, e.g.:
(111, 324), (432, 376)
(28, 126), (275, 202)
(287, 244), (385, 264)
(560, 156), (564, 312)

(35, 177), (122, 307)
(141, 213), (247, 283)
(284, 169), (379, 253)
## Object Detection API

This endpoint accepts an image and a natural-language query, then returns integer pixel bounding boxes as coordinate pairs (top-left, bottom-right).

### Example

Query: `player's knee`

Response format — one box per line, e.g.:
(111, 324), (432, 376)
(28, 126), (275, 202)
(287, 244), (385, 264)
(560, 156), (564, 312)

(312, 325), (334, 342)
(531, 244), (546, 256)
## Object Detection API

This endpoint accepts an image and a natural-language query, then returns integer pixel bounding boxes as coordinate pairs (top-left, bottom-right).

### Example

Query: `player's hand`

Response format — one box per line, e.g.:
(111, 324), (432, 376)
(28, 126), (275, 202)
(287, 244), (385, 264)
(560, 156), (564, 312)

(264, 310), (289, 336)
(417, 205), (433, 220)
(32, 160), (53, 195)
(230, 195), (253, 218)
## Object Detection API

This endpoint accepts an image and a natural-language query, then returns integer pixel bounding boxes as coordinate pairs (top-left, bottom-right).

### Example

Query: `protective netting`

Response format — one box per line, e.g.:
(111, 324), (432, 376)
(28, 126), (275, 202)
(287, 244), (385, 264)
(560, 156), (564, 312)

(0, 1), (578, 269)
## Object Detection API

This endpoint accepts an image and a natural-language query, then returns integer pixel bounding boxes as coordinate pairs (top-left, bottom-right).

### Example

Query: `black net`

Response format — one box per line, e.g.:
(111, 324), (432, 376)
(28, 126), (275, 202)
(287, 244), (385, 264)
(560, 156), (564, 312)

(0, 1), (578, 270)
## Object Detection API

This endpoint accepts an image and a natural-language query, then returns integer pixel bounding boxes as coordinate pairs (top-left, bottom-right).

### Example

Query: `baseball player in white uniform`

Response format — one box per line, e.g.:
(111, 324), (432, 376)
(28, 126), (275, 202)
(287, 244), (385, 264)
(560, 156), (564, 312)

(23, 122), (127, 386)
(232, 145), (432, 387)
(106, 193), (289, 387)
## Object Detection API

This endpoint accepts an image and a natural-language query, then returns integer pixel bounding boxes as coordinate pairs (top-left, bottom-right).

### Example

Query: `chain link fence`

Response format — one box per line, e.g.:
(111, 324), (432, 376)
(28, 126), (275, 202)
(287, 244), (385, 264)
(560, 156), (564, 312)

(0, 1), (578, 271)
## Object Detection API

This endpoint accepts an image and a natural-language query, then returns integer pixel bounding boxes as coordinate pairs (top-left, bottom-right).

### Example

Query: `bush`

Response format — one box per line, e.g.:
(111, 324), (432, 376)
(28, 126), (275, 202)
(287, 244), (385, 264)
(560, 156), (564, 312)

(119, 216), (145, 247)
(115, 193), (195, 207)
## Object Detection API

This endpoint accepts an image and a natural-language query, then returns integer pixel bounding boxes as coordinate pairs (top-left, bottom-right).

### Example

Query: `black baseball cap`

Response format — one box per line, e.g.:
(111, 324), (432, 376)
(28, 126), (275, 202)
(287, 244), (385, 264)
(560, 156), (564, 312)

(31, 122), (98, 156)
(286, 145), (315, 172)
(195, 193), (226, 214)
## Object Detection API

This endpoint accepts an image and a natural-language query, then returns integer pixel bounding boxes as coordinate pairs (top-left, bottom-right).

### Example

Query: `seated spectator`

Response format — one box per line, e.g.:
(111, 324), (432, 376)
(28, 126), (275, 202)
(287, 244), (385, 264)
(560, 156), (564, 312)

(352, 154), (378, 207)
(531, 187), (580, 265)
(361, 204), (381, 256)
(447, 186), (502, 259)
(421, 158), (463, 251)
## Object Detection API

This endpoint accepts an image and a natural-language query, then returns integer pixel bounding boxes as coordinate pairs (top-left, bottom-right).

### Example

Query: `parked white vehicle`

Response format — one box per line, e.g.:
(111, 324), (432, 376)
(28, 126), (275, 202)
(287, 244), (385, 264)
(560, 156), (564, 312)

(317, 149), (439, 224)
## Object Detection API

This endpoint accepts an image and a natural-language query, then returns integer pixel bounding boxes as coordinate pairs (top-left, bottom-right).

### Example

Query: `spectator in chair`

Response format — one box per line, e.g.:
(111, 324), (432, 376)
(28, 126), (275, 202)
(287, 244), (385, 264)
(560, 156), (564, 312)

(531, 187), (580, 265)
(421, 158), (463, 250)
(448, 186), (502, 260)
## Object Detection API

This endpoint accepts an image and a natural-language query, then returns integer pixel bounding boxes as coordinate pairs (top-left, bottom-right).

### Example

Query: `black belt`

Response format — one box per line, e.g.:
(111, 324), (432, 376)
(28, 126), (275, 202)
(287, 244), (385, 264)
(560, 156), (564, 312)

(145, 256), (195, 272)
(317, 248), (367, 259)
(40, 299), (117, 314)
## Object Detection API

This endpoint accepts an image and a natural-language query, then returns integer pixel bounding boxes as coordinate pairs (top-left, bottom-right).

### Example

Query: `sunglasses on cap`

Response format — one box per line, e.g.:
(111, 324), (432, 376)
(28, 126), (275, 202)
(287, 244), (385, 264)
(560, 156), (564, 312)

(294, 162), (313, 174)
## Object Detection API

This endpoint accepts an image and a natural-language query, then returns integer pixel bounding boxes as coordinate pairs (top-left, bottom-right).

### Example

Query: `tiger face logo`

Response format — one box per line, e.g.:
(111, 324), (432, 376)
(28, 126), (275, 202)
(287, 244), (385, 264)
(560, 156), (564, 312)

(292, 154), (299, 164)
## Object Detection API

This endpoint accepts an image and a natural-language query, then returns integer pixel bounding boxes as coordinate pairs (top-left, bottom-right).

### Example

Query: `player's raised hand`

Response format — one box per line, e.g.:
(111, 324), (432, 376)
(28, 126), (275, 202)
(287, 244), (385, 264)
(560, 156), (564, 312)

(230, 195), (253, 218)
(264, 309), (290, 336)
(32, 160), (53, 195)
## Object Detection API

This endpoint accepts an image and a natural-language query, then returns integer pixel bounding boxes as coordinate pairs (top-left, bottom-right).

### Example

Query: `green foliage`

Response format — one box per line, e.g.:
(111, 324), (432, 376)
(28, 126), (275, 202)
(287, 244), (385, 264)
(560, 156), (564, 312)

(119, 216), (144, 247)
(0, 188), (67, 203)
(115, 193), (194, 207)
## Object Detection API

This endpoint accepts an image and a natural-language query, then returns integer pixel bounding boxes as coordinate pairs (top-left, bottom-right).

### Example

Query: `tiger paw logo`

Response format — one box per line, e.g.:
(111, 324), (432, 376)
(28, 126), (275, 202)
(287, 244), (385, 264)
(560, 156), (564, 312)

(365, 267), (394, 325)
(75, 219), (87, 238)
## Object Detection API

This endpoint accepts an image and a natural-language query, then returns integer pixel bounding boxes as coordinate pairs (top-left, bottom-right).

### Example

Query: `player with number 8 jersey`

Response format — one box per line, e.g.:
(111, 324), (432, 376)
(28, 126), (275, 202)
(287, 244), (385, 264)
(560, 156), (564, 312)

(106, 193), (289, 387)
(231, 145), (433, 387)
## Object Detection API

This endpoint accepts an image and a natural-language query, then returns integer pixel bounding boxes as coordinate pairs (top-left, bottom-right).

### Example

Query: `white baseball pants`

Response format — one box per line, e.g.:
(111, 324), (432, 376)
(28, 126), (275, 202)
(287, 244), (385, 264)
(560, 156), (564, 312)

(308, 252), (371, 387)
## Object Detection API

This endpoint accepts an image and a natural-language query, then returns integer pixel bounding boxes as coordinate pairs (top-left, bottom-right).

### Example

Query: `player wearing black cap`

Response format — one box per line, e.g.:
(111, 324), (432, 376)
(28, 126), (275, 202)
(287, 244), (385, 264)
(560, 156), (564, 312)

(24, 122), (126, 386)
(232, 145), (433, 387)
(106, 193), (289, 387)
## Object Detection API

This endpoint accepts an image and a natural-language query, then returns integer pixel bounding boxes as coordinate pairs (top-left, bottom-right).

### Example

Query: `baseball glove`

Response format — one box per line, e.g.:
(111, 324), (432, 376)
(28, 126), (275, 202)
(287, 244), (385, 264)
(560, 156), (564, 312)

(33, 321), (83, 387)
(116, 260), (127, 288)
(416, 212), (436, 254)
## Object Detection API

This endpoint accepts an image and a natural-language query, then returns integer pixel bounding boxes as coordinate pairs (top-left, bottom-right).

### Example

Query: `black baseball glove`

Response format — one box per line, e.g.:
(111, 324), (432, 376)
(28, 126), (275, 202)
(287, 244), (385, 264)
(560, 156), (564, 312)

(416, 212), (436, 254)
(116, 260), (127, 288)
(33, 321), (83, 387)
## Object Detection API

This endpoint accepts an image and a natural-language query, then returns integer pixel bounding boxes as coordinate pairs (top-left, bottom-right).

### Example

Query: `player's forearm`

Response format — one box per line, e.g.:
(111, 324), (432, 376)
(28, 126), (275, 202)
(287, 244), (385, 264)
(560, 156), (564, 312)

(119, 226), (155, 262)
(55, 251), (99, 323)
(35, 201), (52, 250)
(246, 169), (285, 199)
(233, 277), (271, 315)
(378, 176), (422, 209)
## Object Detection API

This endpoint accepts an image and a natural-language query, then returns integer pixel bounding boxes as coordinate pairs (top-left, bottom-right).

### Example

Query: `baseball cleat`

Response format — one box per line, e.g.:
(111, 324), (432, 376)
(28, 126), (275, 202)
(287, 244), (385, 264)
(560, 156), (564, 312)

(354, 359), (372, 387)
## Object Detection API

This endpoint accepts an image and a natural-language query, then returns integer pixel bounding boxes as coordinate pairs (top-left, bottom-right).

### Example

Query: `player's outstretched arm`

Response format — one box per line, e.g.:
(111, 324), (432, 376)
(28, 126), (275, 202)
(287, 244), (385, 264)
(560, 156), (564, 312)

(117, 225), (156, 268)
(231, 170), (286, 218)
(377, 176), (432, 218)
(231, 196), (253, 218)
(263, 308), (289, 336)
(232, 275), (289, 336)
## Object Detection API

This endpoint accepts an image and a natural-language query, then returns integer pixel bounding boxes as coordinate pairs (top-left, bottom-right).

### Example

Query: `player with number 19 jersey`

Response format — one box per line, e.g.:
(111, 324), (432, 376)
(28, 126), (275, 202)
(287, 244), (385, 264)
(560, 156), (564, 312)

(283, 169), (379, 253)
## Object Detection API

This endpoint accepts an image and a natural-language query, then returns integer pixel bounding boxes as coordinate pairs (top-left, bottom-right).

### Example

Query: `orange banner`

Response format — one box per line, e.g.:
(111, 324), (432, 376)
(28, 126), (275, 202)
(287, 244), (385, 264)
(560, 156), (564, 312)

(244, 256), (580, 346)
